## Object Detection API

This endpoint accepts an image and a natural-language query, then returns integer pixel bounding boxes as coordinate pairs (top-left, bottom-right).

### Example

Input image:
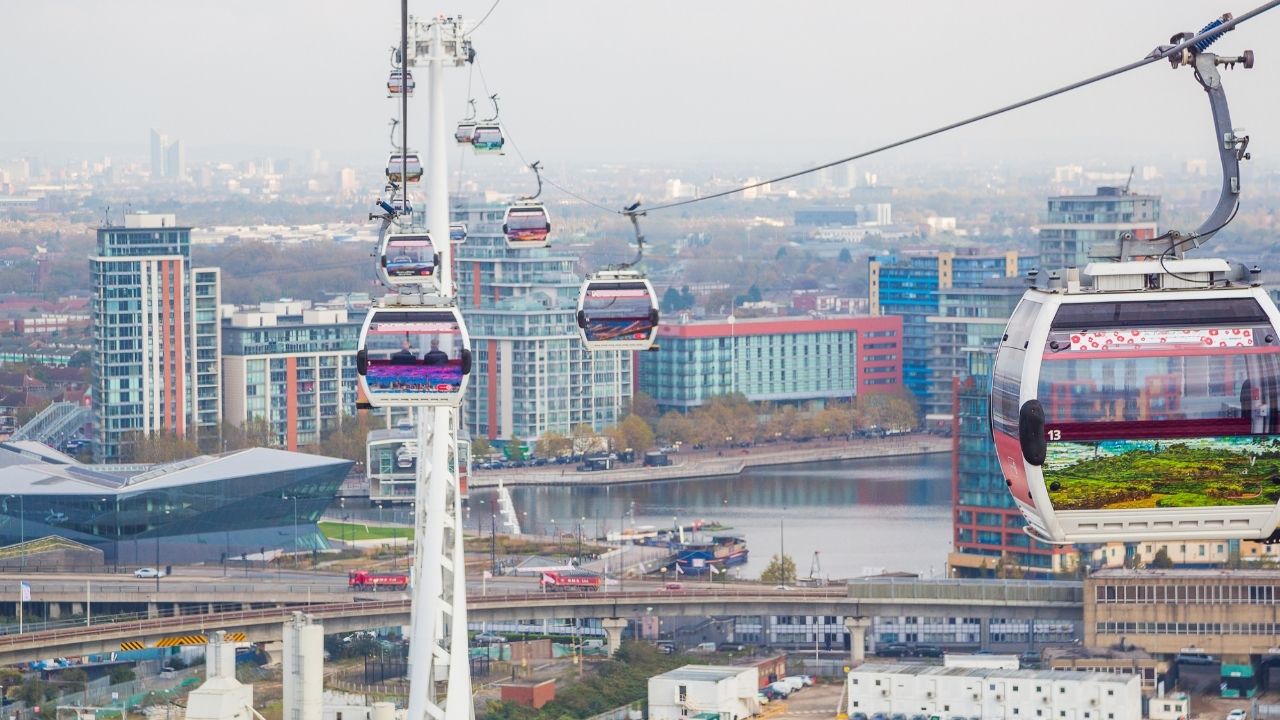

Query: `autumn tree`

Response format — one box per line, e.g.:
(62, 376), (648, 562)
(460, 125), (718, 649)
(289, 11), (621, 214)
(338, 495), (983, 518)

(534, 431), (572, 459)
(318, 414), (371, 464)
(629, 391), (659, 422)
(470, 437), (493, 459)
(608, 414), (655, 453)
(120, 430), (201, 464)
(760, 554), (797, 585)
(656, 411), (696, 445)
(221, 417), (273, 452)
(855, 391), (919, 431)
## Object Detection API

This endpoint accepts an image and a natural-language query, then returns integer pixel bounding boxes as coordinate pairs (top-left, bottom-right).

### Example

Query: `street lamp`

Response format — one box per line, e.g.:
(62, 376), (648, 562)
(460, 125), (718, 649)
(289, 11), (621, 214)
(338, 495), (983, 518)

(156, 508), (170, 592)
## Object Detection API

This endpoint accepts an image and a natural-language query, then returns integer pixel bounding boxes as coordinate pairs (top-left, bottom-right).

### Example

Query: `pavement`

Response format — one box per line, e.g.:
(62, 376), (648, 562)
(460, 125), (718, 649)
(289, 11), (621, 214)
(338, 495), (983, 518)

(762, 681), (845, 719)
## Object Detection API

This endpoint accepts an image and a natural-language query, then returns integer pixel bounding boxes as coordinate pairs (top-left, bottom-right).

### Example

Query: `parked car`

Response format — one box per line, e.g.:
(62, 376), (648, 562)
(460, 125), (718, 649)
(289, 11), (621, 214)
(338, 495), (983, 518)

(914, 644), (943, 658)
(761, 686), (783, 701)
(691, 642), (717, 654)
(473, 633), (506, 643)
(133, 567), (163, 579)
(766, 681), (791, 698)
(780, 676), (806, 692)
(876, 643), (912, 657)
(1226, 710), (1247, 720)
(655, 641), (676, 654)
(1175, 650), (1217, 666)
(717, 643), (746, 652)
(664, 582), (684, 591)
(755, 693), (769, 706)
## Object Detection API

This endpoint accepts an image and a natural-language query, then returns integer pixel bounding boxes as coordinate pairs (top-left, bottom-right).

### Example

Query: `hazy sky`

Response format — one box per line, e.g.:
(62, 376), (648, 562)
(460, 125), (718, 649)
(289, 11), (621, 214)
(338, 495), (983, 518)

(3, 1), (1278, 171)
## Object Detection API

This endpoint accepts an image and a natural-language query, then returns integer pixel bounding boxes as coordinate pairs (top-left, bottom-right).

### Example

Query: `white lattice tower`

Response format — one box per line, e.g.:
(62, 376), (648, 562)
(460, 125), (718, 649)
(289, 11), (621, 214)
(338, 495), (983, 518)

(402, 15), (474, 720)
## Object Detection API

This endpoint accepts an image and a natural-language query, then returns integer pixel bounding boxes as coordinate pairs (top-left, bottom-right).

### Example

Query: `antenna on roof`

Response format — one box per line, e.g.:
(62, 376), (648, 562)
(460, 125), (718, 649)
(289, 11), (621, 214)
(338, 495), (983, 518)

(1124, 165), (1135, 194)
(101, 206), (111, 227)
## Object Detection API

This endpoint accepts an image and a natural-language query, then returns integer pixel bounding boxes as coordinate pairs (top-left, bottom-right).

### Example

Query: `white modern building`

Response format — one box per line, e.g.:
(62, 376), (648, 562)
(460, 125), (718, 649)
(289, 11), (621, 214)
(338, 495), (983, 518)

(648, 665), (761, 720)
(847, 663), (1140, 720)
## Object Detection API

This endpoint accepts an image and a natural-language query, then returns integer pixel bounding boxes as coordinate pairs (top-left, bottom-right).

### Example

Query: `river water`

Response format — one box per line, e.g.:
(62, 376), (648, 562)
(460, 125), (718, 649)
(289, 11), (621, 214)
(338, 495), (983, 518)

(467, 451), (953, 580)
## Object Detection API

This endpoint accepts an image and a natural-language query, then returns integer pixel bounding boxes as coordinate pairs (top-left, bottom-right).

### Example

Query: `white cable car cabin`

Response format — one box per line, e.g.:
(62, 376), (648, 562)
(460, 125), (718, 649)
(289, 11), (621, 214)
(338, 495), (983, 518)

(395, 443), (416, 468)
(502, 203), (550, 248)
(576, 271), (660, 351)
(386, 154), (423, 183)
(992, 259), (1280, 544)
(470, 124), (504, 154)
(387, 70), (415, 96)
(356, 306), (472, 408)
(455, 122), (477, 144)
(449, 223), (467, 245)
(378, 233), (439, 288)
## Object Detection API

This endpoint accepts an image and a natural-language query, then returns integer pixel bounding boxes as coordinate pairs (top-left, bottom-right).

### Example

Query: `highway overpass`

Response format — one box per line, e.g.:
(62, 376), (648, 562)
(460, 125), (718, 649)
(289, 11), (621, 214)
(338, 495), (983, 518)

(0, 579), (1084, 665)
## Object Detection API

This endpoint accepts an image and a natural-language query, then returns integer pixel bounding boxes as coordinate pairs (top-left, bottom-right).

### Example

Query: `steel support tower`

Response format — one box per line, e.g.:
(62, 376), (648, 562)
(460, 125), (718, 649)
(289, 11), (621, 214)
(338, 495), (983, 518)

(403, 15), (473, 720)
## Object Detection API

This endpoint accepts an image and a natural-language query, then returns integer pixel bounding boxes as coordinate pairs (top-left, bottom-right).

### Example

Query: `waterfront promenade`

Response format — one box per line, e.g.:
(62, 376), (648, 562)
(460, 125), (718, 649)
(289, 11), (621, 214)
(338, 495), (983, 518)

(469, 434), (951, 488)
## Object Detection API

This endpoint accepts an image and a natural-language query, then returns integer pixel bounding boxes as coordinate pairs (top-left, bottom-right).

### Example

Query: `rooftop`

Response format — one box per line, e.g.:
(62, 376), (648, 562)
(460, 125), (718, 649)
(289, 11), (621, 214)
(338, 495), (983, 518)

(0, 442), (350, 496)
(653, 666), (746, 683)
(1092, 568), (1280, 580)
(851, 663), (1135, 684)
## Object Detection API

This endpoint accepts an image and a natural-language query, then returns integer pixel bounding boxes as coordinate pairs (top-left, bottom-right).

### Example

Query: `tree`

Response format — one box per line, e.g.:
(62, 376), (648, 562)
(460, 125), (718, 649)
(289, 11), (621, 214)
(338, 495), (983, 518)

(120, 430), (200, 464)
(1148, 547), (1175, 569)
(571, 423), (600, 454)
(614, 414), (655, 453)
(534, 431), (571, 459)
(660, 287), (683, 313)
(629, 391), (659, 422)
(471, 437), (493, 459)
(107, 665), (136, 684)
(760, 554), (796, 585)
(656, 411), (696, 445)
(504, 435), (527, 461)
(221, 417), (273, 452)
(838, 247), (853, 264)
(317, 414), (370, 463)
(775, 246), (788, 260)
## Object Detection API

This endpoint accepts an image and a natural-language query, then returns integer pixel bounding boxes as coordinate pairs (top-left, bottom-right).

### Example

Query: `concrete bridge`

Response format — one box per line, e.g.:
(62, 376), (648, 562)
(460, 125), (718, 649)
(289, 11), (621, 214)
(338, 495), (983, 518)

(0, 579), (1084, 665)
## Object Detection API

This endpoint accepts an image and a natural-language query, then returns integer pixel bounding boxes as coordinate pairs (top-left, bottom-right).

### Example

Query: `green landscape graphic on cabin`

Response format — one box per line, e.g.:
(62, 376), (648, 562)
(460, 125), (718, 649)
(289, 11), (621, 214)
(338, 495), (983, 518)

(1045, 436), (1280, 510)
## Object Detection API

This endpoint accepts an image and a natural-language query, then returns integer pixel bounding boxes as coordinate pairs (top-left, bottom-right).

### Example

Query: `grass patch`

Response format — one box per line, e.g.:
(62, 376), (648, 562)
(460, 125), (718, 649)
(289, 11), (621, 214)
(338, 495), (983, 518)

(319, 522), (414, 542)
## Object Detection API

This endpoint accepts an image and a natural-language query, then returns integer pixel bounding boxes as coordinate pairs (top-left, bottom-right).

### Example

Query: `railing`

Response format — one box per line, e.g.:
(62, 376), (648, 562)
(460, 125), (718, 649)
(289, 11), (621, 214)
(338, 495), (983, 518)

(10, 401), (90, 446)
(846, 577), (1084, 604)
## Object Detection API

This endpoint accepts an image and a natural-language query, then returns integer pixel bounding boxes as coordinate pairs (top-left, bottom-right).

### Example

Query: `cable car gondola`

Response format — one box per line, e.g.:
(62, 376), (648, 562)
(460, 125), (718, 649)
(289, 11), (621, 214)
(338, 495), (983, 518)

(992, 19), (1272, 544)
(386, 153), (423, 183)
(471, 124), (504, 154)
(387, 70), (415, 96)
(449, 223), (468, 245)
(356, 304), (472, 408)
(993, 263), (1280, 544)
(378, 233), (439, 287)
(395, 443), (416, 468)
(502, 203), (550, 248)
(576, 271), (660, 351)
(455, 99), (478, 144)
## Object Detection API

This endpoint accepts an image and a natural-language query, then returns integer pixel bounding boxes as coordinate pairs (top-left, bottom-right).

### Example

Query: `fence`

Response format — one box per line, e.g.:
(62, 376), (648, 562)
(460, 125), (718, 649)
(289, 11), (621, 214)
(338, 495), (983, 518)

(584, 702), (643, 720)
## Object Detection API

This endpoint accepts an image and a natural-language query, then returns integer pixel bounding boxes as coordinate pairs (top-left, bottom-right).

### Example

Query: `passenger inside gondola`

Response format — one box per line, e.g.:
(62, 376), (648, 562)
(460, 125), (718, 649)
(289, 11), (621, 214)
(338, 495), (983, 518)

(364, 319), (465, 396)
(424, 336), (448, 366)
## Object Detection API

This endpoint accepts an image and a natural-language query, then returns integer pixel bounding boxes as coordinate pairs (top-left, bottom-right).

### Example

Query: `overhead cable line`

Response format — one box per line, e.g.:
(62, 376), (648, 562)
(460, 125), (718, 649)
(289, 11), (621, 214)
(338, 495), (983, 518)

(481, 1), (1280, 218)
(639, 1), (1279, 214)
(466, 0), (501, 37)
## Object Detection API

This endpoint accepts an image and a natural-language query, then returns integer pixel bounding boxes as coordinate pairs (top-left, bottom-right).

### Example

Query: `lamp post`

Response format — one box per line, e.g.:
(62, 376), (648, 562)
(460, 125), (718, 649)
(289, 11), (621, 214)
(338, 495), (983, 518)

(155, 509), (169, 592)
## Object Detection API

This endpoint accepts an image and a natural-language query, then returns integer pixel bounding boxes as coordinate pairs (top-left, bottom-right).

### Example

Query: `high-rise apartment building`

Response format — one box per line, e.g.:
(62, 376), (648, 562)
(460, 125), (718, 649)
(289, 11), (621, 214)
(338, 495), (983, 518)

(148, 129), (186, 181)
(1038, 186), (1159, 272)
(869, 249), (1034, 420)
(221, 301), (361, 450)
(90, 213), (221, 462)
(923, 278), (1027, 425)
(638, 315), (902, 414)
(453, 204), (632, 443)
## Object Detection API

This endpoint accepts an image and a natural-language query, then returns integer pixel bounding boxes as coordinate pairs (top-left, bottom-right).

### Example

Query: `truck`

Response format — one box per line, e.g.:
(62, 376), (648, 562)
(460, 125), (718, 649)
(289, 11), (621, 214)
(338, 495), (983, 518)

(539, 570), (602, 592)
(348, 570), (410, 590)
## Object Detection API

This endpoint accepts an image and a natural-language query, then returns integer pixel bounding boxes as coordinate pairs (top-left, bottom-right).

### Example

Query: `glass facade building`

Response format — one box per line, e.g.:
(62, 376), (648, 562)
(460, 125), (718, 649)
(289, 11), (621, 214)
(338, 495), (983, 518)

(638, 315), (903, 413)
(923, 279), (1028, 424)
(221, 304), (361, 450)
(1038, 186), (1159, 272)
(453, 204), (632, 443)
(90, 213), (222, 461)
(870, 250), (1034, 421)
(0, 442), (351, 564)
